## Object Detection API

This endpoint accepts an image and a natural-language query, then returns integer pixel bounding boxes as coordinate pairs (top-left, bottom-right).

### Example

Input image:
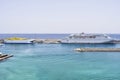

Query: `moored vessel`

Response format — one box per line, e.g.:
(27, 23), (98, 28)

(61, 33), (114, 43)
(4, 37), (35, 44)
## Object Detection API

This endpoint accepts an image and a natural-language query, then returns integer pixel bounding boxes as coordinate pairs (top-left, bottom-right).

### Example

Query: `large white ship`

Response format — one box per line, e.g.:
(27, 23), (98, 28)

(61, 33), (114, 43)
(4, 37), (35, 44)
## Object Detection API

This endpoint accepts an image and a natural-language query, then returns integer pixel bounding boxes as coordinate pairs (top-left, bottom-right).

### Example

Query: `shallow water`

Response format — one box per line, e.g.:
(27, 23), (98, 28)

(0, 43), (120, 80)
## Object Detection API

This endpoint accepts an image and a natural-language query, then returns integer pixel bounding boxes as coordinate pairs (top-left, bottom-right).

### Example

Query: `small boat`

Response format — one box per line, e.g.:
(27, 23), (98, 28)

(61, 33), (114, 43)
(0, 52), (13, 61)
(4, 37), (35, 44)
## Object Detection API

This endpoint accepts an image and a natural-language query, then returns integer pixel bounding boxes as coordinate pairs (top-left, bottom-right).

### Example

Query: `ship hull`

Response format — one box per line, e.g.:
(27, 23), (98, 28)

(4, 39), (34, 44)
(61, 39), (113, 43)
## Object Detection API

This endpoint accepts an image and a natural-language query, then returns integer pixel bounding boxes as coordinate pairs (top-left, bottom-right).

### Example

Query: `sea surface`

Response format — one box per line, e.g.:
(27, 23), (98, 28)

(0, 34), (120, 80)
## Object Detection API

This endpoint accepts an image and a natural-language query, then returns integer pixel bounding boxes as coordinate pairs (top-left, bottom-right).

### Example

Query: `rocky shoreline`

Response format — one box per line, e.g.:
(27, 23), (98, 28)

(32, 39), (61, 44)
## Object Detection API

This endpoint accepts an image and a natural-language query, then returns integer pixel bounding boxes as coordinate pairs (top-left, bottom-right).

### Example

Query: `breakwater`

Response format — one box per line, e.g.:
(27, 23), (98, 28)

(74, 48), (120, 52)
(33, 39), (61, 43)
(1, 39), (120, 44)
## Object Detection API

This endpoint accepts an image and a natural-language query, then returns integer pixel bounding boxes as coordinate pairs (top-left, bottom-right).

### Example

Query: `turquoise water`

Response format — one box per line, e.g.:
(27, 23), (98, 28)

(0, 43), (120, 80)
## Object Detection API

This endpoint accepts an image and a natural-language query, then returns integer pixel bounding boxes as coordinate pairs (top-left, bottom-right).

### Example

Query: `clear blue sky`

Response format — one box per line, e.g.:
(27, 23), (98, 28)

(0, 0), (120, 33)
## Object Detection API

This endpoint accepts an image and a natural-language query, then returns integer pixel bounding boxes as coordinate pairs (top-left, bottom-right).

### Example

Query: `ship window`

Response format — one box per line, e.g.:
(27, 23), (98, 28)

(105, 36), (108, 38)
(89, 36), (92, 38)
(88, 36), (95, 38)
(69, 36), (72, 38)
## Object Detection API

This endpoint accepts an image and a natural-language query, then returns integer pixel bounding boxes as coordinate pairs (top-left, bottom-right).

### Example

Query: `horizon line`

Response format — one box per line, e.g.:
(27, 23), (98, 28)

(0, 32), (120, 34)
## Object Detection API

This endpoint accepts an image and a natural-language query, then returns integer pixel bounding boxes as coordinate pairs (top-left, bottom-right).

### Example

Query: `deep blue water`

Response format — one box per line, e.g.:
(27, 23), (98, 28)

(0, 34), (69, 39)
(0, 43), (120, 80)
(0, 34), (120, 39)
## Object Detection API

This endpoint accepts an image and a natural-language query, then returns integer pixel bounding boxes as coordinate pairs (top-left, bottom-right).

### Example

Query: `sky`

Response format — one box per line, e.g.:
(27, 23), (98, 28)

(0, 0), (120, 33)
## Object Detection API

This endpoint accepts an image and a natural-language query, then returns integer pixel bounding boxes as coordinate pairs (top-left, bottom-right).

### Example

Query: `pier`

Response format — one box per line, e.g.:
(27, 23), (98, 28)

(74, 48), (120, 52)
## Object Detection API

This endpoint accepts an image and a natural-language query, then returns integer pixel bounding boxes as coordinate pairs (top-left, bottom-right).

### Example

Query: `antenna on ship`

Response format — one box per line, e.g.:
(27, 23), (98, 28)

(81, 32), (84, 34)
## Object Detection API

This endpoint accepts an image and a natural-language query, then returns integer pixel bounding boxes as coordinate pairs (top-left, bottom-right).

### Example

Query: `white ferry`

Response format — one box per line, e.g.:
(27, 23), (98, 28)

(4, 37), (35, 44)
(61, 33), (114, 43)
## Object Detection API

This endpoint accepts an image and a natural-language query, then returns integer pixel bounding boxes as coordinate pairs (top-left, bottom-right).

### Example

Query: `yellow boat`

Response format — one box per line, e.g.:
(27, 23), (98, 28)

(4, 37), (35, 44)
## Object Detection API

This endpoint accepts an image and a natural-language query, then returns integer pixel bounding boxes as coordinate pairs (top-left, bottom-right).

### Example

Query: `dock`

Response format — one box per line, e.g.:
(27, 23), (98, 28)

(0, 54), (13, 61)
(74, 48), (120, 52)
